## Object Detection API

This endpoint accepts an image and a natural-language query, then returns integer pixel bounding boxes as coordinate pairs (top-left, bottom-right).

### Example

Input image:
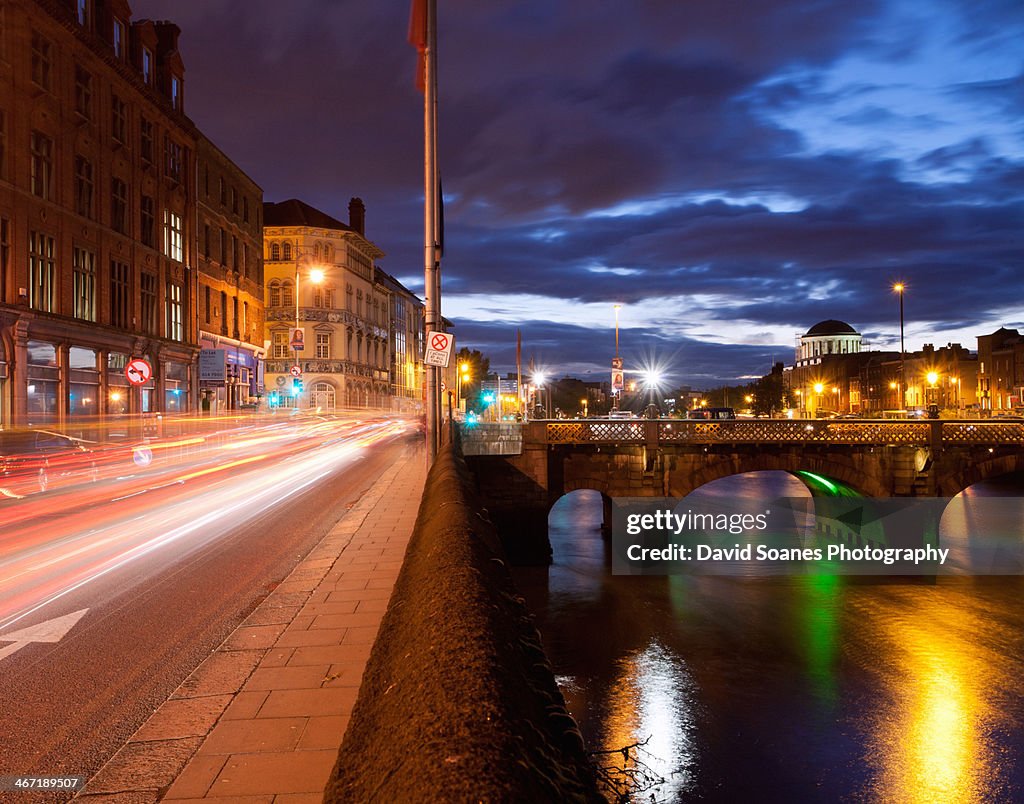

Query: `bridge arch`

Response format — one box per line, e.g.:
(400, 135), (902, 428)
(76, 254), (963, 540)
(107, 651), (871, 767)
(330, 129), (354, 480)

(666, 452), (883, 499)
(939, 453), (1024, 497)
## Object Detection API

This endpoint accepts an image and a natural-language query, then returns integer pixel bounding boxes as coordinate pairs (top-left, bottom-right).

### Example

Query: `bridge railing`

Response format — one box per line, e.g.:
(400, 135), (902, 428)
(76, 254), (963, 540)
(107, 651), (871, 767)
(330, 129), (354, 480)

(541, 419), (1024, 446)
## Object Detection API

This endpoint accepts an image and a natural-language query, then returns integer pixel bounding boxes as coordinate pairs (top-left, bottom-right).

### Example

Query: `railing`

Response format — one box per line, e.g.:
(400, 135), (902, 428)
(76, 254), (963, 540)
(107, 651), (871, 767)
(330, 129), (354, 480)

(540, 419), (1024, 446)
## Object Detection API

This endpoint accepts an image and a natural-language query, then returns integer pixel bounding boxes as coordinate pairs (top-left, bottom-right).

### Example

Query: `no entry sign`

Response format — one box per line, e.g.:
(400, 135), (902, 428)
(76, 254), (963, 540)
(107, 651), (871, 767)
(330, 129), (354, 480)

(425, 330), (453, 367)
(125, 358), (153, 386)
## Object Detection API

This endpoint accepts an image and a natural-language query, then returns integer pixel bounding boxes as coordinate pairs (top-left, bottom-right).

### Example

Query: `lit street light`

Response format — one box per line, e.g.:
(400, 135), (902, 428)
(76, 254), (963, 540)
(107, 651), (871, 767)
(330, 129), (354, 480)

(893, 282), (905, 411)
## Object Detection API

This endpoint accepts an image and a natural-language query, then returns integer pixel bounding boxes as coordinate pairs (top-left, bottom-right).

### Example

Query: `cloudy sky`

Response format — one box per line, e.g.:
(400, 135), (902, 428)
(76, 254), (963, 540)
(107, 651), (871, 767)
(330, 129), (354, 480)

(131, 0), (1023, 386)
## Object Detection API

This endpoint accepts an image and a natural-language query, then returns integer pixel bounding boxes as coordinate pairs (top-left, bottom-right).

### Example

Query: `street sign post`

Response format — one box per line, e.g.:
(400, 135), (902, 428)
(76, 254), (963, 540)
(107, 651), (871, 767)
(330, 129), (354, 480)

(125, 358), (153, 386)
(290, 365), (303, 377)
(425, 330), (454, 367)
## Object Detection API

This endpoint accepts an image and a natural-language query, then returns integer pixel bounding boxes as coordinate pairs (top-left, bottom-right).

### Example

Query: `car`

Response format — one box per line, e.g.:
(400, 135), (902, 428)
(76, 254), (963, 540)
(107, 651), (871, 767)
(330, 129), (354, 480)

(0, 429), (95, 498)
(607, 409), (636, 419)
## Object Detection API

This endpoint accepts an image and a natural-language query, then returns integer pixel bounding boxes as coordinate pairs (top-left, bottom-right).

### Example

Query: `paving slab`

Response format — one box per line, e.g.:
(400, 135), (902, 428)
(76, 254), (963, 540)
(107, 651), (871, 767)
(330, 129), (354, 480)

(78, 443), (425, 802)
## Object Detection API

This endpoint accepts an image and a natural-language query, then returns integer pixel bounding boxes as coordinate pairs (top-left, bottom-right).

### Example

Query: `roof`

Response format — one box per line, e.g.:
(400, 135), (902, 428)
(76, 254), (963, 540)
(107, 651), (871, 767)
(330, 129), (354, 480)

(263, 199), (352, 231)
(805, 319), (859, 337)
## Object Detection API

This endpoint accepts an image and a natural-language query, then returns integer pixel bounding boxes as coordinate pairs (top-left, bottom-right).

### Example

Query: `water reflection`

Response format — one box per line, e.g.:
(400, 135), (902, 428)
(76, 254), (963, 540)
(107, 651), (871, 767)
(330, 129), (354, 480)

(513, 472), (1024, 802)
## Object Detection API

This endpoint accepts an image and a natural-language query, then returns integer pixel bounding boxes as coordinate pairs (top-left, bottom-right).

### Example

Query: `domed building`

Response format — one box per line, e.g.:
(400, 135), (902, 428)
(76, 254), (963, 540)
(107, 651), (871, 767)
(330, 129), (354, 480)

(795, 320), (862, 367)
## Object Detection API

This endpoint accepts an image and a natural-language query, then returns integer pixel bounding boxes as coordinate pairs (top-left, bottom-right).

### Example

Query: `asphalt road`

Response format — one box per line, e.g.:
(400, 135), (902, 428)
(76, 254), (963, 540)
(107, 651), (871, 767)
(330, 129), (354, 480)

(0, 424), (415, 792)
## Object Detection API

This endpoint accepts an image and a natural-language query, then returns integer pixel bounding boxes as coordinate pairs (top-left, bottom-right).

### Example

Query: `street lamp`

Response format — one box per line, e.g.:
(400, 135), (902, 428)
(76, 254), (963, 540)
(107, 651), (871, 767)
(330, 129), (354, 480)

(893, 282), (905, 410)
(293, 259), (324, 375)
(581, 397), (588, 418)
(456, 362), (470, 414)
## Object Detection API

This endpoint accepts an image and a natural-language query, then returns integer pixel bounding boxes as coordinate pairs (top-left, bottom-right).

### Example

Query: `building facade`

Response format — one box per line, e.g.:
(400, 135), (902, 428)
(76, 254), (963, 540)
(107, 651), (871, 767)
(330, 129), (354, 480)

(977, 327), (1024, 412)
(1, 0), (202, 428)
(263, 198), (391, 410)
(196, 136), (264, 412)
(376, 268), (424, 411)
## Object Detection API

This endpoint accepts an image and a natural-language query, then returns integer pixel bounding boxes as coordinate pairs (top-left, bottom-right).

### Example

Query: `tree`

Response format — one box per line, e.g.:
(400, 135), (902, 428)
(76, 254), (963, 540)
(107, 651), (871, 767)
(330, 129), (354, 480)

(454, 347), (490, 409)
(752, 363), (786, 417)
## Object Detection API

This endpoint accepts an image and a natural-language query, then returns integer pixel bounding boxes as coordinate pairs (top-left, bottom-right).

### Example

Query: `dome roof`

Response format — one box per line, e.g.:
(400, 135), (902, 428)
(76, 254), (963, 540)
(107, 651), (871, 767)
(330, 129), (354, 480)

(805, 319), (859, 337)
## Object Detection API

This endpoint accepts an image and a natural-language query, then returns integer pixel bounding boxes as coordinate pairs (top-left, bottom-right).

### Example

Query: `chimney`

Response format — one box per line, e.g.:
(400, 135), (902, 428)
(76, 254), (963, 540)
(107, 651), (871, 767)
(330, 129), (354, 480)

(348, 197), (365, 235)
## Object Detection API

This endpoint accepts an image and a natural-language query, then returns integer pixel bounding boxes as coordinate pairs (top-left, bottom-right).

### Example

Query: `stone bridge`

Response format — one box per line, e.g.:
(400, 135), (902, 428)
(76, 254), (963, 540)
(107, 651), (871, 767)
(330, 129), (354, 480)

(462, 419), (1024, 563)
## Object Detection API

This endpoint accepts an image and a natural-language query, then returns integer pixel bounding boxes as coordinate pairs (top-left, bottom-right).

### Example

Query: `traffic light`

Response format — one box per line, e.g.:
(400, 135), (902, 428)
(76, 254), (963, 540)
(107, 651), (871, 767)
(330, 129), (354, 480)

(292, 377), (303, 393)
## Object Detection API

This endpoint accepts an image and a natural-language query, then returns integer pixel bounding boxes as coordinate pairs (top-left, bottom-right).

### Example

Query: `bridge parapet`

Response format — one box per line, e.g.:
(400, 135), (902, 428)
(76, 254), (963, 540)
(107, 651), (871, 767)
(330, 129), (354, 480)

(541, 419), (1023, 447)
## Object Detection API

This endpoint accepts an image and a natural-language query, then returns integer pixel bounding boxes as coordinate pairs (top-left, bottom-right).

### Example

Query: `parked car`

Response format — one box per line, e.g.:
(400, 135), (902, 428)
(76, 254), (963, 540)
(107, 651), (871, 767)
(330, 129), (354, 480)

(0, 429), (94, 498)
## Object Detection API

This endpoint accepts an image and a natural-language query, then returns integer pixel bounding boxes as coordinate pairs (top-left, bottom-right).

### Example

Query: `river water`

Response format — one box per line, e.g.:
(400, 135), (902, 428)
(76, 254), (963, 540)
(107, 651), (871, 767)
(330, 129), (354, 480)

(512, 472), (1024, 802)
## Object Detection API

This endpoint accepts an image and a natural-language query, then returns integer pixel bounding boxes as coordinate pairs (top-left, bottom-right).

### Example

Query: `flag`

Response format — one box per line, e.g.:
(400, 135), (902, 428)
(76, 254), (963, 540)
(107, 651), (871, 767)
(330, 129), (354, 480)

(408, 0), (427, 93)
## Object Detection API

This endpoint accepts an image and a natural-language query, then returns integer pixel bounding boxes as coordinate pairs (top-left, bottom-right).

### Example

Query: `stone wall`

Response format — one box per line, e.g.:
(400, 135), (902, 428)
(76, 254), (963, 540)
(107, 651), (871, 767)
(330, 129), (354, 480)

(323, 444), (601, 803)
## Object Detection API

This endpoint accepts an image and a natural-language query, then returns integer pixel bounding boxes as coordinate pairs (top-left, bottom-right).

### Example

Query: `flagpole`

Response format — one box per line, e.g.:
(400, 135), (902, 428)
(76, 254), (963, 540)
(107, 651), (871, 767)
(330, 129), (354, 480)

(423, 0), (439, 462)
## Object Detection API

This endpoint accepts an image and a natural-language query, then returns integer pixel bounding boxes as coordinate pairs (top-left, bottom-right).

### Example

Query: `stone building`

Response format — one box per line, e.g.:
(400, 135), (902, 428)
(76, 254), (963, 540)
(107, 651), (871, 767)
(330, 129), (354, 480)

(376, 268), (424, 411)
(977, 327), (1024, 412)
(0, 0), (260, 428)
(196, 136), (264, 412)
(263, 198), (391, 410)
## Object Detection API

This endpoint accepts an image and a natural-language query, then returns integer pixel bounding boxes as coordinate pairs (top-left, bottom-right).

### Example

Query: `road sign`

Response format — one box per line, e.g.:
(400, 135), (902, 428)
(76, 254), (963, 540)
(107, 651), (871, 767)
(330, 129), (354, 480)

(289, 327), (305, 352)
(425, 330), (453, 367)
(275, 375), (286, 387)
(290, 365), (303, 377)
(133, 447), (153, 468)
(612, 356), (623, 370)
(0, 608), (89, 662)
(125, 358), (153, 386)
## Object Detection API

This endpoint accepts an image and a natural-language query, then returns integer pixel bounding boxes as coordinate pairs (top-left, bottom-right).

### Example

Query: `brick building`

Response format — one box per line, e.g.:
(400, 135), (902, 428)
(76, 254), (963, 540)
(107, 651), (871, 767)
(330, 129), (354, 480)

(0, 0), (202, 427)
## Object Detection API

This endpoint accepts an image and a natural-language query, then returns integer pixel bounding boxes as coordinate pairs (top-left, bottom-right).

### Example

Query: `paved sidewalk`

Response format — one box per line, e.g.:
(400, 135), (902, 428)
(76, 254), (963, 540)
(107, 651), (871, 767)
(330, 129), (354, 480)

(78, 443), (426, 803)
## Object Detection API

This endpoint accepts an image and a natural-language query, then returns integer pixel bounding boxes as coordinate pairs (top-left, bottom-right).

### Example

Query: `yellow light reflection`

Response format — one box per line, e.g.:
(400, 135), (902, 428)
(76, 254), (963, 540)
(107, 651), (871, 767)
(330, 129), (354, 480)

(866, 596), (994, 803)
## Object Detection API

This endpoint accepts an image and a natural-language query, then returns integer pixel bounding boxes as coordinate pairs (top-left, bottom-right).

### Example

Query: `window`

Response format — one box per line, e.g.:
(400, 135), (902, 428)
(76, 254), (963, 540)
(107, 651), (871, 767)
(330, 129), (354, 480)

(232, 295), (238, 335)
(111, 178), (128, 234)
(272, 331), (289, 359)
(230, 187), (237, 214)
(242, 301), (248, 335)
(167, 283), (183, 341)
(141, 273), (158, 335)
(109, 259), (129, 328)
(219, 227), (227, 264)
(269, 281), (281, 307)
(140, 118), (154, 163)
(316, 332), (331, 359)
(203, 285), (211, 324)
(163, 210), (183, 262)
(31, 32), (52, 90)
(219, 291), (228, 334)
(75, 67), (93, 118)
(203, 224), (210, 258)
(170, 75), (181, 110)
(325, 288), (335, 308)
(243, 197), (249, 223)
(140, 195), (155, 247)
(111, 95), (127, 144)
(142, 47), (153, 84)
(30, 131), (53, 199)
(232, 235), (239, 270)
(113, 18), (126, 60)
(73, 247), (96, 321)
(282, 242), (291, 260)
(281, 280), (293, 307)
(77, 0), (90, 27)
(219, 177), (226, 205)
(29, 231), (56, 312)
(0, 218), (8, 298)
(242, 243), (248, 277)
(313, 287), (323, 308)
(75, 156), (93, 218)
(270, 242), (280, 261)
(0, 109), (6, 180)
(165, 137), (183, 183)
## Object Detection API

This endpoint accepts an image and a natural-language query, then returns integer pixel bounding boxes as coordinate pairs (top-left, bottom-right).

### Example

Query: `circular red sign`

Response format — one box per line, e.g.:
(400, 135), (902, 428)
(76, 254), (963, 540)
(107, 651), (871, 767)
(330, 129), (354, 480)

(125, 358), (153, 386)
(430, 333), (449, 351)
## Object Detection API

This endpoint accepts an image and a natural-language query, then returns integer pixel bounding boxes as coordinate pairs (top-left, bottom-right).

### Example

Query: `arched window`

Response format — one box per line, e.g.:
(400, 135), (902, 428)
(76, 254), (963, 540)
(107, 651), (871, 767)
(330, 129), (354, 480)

(313, 243), (321, 260)
(310, 381), (336, 410)
(269, 281), (281, 307)
(313, 287), (323, 308)
(282, 242), (292, 260)
(323, 244), (332, 262)
(270, 242), (280, 261)
(281, 279), (294, 307)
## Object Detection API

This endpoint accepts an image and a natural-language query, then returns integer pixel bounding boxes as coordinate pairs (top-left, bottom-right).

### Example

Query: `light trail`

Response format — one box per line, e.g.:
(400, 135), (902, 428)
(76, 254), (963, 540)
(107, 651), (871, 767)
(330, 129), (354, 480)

(0, 415), (411, 632)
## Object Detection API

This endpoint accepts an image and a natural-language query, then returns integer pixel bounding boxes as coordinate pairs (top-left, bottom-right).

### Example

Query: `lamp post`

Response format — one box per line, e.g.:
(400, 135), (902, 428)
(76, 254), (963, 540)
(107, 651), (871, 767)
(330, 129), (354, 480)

(292, 257), (323, 405)
(893, 282), (905, 411)
(814, 382), (824, 415)
(581, 397), (588, 418)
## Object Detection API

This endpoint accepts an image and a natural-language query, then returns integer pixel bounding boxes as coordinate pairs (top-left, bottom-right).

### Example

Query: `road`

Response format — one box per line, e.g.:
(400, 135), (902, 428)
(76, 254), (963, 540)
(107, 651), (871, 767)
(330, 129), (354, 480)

(0, 414), (417, 791)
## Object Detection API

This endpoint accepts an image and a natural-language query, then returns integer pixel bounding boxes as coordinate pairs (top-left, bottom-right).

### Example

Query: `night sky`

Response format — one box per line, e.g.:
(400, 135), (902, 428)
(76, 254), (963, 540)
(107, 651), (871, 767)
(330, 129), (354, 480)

(131, 0), (1023, 387)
